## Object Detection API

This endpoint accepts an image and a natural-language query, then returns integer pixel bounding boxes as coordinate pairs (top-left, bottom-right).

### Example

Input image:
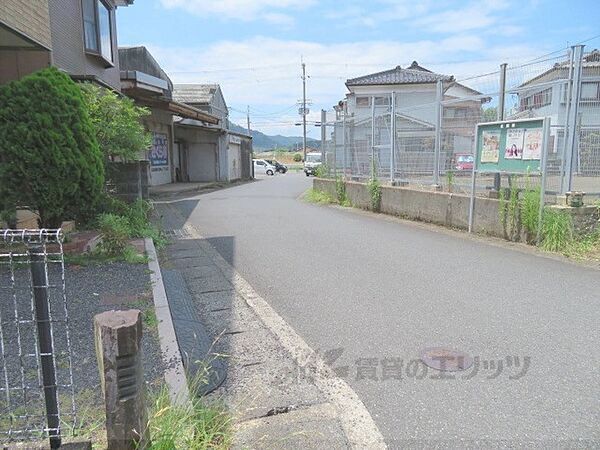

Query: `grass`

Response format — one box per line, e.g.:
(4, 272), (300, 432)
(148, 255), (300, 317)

(303, 188), (337, 204)
(141, 384), (231, 450)
(540, 208), (574, 252)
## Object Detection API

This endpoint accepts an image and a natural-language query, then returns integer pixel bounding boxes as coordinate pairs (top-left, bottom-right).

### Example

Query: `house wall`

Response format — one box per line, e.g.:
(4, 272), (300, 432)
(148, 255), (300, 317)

(0, 50), (51, 83)
(0, 0), (52, 48)
(144, 109), (173, 186)
(228, 143), (242, 181)
(0, 0), (52, 82)
(48, 0), (122, 91)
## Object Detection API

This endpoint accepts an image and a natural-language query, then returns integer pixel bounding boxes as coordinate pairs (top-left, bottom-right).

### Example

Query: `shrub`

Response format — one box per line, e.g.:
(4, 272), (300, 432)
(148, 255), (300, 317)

(315, 164), (330, 178)
(0, 67), (104, 227)
(293, 153), (302, 162)
(97, 213), (130, 256)
(80, 83), (151, 162)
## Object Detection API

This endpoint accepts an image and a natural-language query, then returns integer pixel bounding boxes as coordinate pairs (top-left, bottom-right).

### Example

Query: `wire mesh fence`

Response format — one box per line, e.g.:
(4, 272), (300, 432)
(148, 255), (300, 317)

(0, 229), (75, 448)
(321, 45), (600, 200)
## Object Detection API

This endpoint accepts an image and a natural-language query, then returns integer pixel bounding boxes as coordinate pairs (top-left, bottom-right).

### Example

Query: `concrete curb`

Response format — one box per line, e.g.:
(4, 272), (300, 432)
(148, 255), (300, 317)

(145, 237), (190, 405)
(177, 222), (387, 449)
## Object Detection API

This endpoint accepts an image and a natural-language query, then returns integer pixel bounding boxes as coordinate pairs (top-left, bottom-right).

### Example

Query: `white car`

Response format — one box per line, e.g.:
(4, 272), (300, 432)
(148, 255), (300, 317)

(253, 159), (277, 176)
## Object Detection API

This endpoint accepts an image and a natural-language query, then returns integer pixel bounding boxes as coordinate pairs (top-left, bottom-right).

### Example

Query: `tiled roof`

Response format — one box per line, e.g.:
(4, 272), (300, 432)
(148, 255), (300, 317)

(346, 61), (453, 86)
(173, 84), (219, 104)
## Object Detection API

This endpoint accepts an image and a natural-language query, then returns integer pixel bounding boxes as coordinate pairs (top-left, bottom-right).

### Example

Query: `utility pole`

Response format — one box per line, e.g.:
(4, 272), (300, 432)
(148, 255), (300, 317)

(246, 105), (251, 136)
(302, 62), (307, 160)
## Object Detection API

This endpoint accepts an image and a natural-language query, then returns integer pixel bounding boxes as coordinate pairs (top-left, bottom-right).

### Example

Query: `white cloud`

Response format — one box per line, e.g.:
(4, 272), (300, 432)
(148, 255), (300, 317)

(414, 1), (511, 34)
(143, 34), (551, 136)
(159, 0), (315, 23)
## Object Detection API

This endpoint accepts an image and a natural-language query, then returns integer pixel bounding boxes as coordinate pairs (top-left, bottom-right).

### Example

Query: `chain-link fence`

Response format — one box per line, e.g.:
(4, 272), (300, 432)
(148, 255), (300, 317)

(0, 230), (75, 448)
(321, 45), (600, 201)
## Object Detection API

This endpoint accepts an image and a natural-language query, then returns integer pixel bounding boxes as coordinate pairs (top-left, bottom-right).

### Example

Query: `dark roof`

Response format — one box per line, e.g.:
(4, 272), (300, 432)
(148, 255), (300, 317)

(173, 84), (220, 104)
(520, 49), (600, 87)
(346, 61), (454, 86)
(118, 46), (173, 92)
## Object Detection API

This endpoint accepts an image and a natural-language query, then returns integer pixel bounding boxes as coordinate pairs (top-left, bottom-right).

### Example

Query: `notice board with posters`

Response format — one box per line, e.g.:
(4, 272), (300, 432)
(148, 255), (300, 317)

(475, 117), (549, 174)
(468, 117), (550, 236)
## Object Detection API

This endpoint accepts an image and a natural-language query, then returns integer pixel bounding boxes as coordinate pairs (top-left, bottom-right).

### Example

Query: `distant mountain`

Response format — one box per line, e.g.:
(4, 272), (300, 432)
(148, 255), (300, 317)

(228, 121), (319, 151)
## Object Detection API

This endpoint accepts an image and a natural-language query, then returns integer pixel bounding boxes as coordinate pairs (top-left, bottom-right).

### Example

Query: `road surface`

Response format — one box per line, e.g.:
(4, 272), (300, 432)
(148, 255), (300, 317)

(163, 173), (600, 447)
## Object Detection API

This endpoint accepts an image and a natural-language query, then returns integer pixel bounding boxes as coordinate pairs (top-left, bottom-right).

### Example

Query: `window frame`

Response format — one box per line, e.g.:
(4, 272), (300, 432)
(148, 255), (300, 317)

(81, 0), (114, 66)
(355, 96), (371, 108)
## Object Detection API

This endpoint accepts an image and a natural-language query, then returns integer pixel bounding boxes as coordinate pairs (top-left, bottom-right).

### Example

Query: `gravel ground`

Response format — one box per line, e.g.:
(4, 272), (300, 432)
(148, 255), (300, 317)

(0, 258), (163, 441)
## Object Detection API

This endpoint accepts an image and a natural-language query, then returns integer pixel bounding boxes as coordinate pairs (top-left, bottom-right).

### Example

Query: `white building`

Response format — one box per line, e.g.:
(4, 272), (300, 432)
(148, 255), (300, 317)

(336, 61), (484, 176)
(510, 50), (600, 173)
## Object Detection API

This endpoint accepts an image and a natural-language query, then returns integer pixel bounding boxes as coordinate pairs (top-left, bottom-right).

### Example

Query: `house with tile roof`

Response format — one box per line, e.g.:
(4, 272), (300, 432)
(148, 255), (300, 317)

(338, 61), (486, 176)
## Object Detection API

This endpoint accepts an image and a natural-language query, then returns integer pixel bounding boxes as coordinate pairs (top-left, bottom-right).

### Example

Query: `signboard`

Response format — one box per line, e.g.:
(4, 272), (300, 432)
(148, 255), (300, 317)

(475, 118), (548, 173)
(469, 117), (550, 237)
(149, 132), (168, 167)
(229, 135), (241, 145)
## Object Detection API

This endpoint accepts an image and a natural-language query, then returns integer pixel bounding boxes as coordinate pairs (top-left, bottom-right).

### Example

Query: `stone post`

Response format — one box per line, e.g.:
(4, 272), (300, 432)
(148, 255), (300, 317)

(94, 310), (149, 450)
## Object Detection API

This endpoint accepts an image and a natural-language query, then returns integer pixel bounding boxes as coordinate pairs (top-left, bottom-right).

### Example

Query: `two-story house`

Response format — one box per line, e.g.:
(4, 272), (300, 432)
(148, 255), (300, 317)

(1, 0), (133, 89)
(340, 61), (484, 177)
(511, 50), (600, 174)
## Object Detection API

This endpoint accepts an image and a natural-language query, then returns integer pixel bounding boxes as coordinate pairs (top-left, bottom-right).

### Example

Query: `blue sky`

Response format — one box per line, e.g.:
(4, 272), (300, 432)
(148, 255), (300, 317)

(117, 0), (600, 138)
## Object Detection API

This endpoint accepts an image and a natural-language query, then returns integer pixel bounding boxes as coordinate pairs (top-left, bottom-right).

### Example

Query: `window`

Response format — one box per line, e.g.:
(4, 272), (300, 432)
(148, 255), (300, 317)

(82, 0), (98, 52)
(520, 88), (552, 110)
(82, 0), (113, 63)
(581, 82), (600, 101)
(374, 96), (390, 106)
(356, 96), (370, 107)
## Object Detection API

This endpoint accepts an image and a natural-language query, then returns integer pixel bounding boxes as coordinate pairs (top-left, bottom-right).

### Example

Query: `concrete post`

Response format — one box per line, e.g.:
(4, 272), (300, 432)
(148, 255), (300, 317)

(94, 310), (148, 450)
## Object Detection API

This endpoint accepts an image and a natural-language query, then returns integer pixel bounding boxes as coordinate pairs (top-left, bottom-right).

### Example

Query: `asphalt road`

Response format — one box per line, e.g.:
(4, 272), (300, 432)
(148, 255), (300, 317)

(165, 172), (600, 447)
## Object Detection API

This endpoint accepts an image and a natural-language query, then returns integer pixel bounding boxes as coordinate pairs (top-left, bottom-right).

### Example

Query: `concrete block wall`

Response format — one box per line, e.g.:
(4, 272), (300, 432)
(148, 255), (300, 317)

(314, 178), (508, 238)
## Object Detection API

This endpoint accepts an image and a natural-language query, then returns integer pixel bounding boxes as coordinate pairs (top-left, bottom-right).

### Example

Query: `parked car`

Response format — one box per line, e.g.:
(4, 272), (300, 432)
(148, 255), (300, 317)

(264, 159), (288, 174)
(253, 159), (277, 176)
(454, 153), (474, 172)
(304, 152), (323, 176)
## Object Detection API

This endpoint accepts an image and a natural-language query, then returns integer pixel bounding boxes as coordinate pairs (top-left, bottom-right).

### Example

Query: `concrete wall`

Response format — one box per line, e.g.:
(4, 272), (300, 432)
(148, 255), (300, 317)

(106, 161), (150, 202)
(314, 178), (506, 237)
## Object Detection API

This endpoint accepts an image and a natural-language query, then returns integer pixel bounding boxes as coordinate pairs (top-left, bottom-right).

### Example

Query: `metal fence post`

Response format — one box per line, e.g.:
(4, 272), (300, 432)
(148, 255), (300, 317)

(493, 63), (508, 193)
(371, 96), (376, 177)
(563, 44), (585, 193)
(342, 111), (347, 179)
(390, 91), (396, 184)
(30, 247), (61, 450)
(434, 79), (443, 186)
(559, 47), (575, 194)
(320, 109), (326, 169)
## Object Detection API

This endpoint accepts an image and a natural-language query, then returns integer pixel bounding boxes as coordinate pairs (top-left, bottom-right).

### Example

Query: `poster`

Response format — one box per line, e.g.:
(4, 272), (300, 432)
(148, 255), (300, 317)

(481, 130), (501, 163)
(522, 128), (542, 160)
(149, 132), (168, 166)
(504, 128), (524, 160)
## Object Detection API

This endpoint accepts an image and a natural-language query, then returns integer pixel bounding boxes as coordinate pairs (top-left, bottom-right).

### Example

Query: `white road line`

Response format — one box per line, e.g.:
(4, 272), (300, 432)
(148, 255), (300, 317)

(178, 220), (387, 449)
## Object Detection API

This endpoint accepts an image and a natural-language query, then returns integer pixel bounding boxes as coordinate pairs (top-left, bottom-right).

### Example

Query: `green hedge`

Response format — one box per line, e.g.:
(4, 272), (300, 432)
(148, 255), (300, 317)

(0, 67), (104, 227)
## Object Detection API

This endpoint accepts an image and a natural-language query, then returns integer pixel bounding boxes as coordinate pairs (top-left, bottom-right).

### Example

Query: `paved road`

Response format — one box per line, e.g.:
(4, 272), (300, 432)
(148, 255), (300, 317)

(164, 173), (600, 447)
